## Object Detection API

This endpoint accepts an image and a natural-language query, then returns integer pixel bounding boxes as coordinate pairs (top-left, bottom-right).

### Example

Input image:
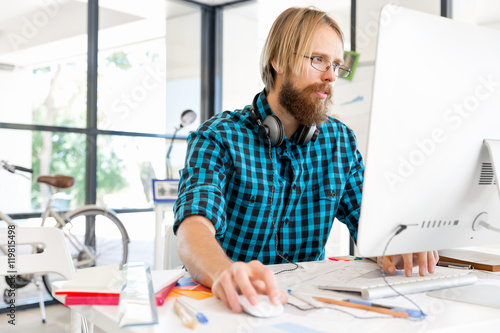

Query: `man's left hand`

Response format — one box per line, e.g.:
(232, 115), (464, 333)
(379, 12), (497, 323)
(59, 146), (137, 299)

(377, 251), (439, 277)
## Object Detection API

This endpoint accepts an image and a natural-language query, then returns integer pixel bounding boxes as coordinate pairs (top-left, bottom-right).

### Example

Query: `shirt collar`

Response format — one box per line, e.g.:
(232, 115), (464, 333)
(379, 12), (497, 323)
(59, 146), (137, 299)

(253, 89), (274, 121)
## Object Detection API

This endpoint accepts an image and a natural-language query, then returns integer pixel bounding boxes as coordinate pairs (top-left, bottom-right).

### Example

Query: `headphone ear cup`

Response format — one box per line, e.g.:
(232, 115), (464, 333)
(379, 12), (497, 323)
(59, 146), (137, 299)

(261, 115), (284, 147)
(295, 125), (318, 145)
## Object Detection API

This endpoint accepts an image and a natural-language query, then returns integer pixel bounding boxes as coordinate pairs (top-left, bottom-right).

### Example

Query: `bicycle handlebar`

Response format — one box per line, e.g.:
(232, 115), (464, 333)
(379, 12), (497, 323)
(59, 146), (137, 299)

(1, 160), (34, 174)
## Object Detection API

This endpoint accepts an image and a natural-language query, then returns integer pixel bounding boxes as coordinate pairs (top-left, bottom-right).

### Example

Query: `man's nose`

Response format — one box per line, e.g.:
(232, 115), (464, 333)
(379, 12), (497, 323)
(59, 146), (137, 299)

(321, 65), (336, 83)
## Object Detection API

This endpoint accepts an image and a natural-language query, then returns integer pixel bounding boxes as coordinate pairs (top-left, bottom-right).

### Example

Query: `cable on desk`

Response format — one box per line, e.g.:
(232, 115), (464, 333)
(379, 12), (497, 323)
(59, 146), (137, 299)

(379, 224), (426, 321)
(287, 299), (390, 320)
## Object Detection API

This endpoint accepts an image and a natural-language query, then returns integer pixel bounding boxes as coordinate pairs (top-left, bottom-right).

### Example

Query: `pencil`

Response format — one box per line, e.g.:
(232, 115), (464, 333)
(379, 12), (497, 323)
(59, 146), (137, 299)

(313, 297), (409, 318)
(174, 300), (198, 329)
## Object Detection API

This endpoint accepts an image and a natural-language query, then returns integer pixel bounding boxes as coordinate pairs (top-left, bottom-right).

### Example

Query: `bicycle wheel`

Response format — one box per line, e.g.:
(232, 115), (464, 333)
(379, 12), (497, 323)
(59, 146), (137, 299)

(43, 206), (129, 295)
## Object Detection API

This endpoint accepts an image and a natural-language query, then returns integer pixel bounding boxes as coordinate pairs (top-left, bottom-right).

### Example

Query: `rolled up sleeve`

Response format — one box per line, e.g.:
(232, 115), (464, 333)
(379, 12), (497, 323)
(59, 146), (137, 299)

(173, 127), (230, 240)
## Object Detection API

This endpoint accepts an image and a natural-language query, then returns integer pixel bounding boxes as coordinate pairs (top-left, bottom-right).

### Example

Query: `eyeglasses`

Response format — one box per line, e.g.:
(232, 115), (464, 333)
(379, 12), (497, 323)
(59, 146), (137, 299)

(302, 55), (351, 78)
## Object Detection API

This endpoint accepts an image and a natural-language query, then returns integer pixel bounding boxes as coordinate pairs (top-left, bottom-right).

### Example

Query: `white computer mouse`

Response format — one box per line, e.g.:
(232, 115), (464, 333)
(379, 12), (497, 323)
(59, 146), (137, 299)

(237, 294), (284, 318)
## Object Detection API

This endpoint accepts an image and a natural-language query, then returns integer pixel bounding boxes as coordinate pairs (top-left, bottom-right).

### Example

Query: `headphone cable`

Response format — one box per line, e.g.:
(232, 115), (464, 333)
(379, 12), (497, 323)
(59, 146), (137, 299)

(266, 135), (300, 275)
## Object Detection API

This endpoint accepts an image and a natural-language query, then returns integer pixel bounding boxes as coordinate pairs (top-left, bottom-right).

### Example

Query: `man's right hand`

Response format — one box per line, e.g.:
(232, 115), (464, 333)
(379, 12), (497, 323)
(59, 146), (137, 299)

(211, 260), (286, 312)
(176, 215), (287, 313)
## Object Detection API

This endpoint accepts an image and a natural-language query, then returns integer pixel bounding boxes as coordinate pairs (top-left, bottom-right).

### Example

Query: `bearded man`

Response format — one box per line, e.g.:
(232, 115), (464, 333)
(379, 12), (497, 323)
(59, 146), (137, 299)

(173, 6), (438, 313)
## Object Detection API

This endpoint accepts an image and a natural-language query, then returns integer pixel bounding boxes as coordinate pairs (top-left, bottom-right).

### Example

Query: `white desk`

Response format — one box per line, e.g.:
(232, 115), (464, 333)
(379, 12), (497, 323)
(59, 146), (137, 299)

(56, 261), (500, 333)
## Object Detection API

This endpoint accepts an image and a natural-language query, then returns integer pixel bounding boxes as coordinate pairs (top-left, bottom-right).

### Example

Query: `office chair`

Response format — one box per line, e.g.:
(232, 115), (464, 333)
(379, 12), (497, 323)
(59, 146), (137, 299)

(0, 227), (88, 333)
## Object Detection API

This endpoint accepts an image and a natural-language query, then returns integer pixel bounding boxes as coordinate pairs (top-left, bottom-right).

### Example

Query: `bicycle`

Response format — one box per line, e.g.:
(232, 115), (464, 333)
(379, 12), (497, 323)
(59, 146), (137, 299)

(0, 160), (129, 302)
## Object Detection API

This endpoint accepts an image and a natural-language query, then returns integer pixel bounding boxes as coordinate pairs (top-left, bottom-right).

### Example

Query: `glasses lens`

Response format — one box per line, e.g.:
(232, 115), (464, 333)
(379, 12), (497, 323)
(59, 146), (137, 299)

(310, 63), (321, 72)
(310, 58), (328, 72)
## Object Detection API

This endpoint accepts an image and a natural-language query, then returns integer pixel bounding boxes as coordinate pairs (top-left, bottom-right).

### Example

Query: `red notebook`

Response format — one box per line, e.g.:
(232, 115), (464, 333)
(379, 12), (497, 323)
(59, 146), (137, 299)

(57, 268), (185, 306)
(63, 281), (178, 306)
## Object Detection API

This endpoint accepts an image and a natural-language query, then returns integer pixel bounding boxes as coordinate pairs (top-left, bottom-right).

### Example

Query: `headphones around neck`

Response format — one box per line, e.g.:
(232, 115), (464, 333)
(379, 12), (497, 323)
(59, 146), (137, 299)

(250, 93), (319, 147)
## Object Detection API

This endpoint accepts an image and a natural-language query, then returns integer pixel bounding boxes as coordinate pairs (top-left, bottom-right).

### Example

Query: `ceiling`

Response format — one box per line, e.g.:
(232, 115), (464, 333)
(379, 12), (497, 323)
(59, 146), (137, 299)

(0, 0), (499, 69)
(178, 0), (253, 6)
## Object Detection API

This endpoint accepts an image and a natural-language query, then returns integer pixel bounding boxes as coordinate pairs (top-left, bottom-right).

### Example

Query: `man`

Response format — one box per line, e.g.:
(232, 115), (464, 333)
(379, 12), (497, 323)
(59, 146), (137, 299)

(173, 7), (439, 313)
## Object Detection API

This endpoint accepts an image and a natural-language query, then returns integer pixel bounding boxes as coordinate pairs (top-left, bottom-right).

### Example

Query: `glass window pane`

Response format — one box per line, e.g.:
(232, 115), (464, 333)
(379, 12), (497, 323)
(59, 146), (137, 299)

(98, 0), (168, 133)
(32, 131), (87, 210)
(97, 0), (202, 133)
(0, 129), (33, 214)
(98, 39), (168, 133)
(97, 135), (180, 209)
(0, 129), (86, 214)
(166, 2), (201, 129)
(0, 1), (88, 128)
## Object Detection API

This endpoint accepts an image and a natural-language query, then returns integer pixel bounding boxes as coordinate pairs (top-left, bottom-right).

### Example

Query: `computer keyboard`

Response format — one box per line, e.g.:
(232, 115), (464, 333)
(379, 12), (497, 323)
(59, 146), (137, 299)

(317, 265), (478, 300)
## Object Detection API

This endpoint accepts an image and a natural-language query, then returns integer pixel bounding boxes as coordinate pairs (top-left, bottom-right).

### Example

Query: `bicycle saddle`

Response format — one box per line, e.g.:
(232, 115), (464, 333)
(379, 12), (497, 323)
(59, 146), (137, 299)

(37, 175), (75, 189)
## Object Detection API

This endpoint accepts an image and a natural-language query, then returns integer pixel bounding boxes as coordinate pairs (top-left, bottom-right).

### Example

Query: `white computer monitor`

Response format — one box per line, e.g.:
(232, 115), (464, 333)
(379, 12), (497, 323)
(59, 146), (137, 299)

(356, 5), (500, 257)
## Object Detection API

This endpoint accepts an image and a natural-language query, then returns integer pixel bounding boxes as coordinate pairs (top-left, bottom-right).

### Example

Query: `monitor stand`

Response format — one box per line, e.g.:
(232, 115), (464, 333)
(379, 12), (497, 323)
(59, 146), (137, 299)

(427, 284), (500, 309)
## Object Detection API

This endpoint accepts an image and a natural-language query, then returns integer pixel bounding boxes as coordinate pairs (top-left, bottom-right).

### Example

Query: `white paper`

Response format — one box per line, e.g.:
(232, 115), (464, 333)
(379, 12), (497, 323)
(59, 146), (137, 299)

(57, 264), (122, 293)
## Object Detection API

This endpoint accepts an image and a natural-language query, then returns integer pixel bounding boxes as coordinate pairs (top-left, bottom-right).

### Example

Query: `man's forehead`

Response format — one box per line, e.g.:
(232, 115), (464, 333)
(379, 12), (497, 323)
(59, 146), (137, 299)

(310, 26), (344, 63)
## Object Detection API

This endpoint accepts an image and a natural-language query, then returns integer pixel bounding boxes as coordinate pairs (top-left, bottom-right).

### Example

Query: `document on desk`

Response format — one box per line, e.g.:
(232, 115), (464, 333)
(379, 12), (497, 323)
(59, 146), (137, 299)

(439, 248), (500, 272)
(55, 264), (122, 295)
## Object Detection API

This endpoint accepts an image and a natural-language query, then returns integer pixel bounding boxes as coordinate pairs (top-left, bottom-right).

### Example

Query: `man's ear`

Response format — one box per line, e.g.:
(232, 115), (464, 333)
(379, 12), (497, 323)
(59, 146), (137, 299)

(271, 59), (283, 74)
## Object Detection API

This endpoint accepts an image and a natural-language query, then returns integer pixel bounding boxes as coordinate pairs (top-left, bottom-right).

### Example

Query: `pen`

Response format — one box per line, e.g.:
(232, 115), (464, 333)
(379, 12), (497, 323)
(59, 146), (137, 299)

(347, 299), (426, 319)
(177, 297), (209, 324)
(174, 299), (197, 329)
(314, 296), (409, 318)
(436, 261), (472, 270)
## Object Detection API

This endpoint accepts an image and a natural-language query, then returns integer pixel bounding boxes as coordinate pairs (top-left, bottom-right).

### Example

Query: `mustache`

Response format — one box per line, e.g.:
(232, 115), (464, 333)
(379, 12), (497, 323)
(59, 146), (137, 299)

(303, 82), (332, 97)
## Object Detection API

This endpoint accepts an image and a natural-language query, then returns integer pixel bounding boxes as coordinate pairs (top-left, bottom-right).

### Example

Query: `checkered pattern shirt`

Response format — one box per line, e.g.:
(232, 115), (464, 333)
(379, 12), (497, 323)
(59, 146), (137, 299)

(173, 90), (364, 264)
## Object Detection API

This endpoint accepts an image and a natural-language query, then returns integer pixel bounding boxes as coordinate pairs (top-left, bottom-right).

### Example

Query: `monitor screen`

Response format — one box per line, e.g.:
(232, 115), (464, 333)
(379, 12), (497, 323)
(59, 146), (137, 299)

(356, 5), (500, 257)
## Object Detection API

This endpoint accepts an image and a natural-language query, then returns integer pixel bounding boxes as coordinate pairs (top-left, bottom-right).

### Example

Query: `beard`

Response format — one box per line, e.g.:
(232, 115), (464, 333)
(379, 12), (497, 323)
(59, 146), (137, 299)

(278, 76), (333, 126)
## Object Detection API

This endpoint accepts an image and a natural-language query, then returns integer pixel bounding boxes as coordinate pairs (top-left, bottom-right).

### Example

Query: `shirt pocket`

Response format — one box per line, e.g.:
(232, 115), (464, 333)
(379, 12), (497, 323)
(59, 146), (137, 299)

(226, 179), (271, 216)
(307, 184), (337, 217)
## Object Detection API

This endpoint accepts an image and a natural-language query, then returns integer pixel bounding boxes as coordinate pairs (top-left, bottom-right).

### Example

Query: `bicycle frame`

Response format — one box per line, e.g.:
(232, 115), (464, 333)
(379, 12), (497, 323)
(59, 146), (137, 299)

(39, 190), (110, 268)
(2, 160), (127, 272)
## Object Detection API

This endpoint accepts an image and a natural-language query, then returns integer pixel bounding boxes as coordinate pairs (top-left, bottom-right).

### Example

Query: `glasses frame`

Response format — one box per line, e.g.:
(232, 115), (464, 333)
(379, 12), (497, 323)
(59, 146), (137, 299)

(302, 55), (351, 78)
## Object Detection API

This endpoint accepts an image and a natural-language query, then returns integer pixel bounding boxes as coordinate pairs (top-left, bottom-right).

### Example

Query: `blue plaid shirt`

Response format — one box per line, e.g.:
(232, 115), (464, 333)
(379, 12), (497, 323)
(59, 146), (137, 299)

(174, 90), (364, 264)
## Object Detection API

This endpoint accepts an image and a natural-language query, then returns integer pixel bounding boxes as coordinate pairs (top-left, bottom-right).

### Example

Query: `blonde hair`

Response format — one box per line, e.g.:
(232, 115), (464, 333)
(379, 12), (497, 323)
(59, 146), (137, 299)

(260, 7), (344, 91)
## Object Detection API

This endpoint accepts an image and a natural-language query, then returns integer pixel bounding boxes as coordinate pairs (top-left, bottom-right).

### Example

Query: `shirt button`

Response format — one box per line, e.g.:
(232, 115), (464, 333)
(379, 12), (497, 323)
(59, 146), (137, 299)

(292, 184), (296, 190)
(250, 196), (255, 204)
(284, 218), (289, 224)
(283, 253), (288, 259)
(332, 191), (336, 197)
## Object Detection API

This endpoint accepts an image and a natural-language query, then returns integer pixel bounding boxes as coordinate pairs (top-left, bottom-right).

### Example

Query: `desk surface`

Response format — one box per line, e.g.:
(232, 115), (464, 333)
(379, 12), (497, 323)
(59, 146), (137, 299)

(58, 261), (500, 333)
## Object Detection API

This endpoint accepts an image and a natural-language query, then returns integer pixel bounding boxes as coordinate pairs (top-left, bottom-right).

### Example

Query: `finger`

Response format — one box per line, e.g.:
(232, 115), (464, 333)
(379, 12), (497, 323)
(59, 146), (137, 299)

(417, 252), (428, 276)
(217, 268), (242, 313)
(212, 270), (236, 311)
(212, 279), (228, 308)
(402, 253), (414, 277)
(393, 255), (406, 270)
(252, 280), (266, 294)
(379, 255), (396, 274)
(428, 250), (439, 273)
(232, 262), (258, 306)
(248, 260), (281, 305)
